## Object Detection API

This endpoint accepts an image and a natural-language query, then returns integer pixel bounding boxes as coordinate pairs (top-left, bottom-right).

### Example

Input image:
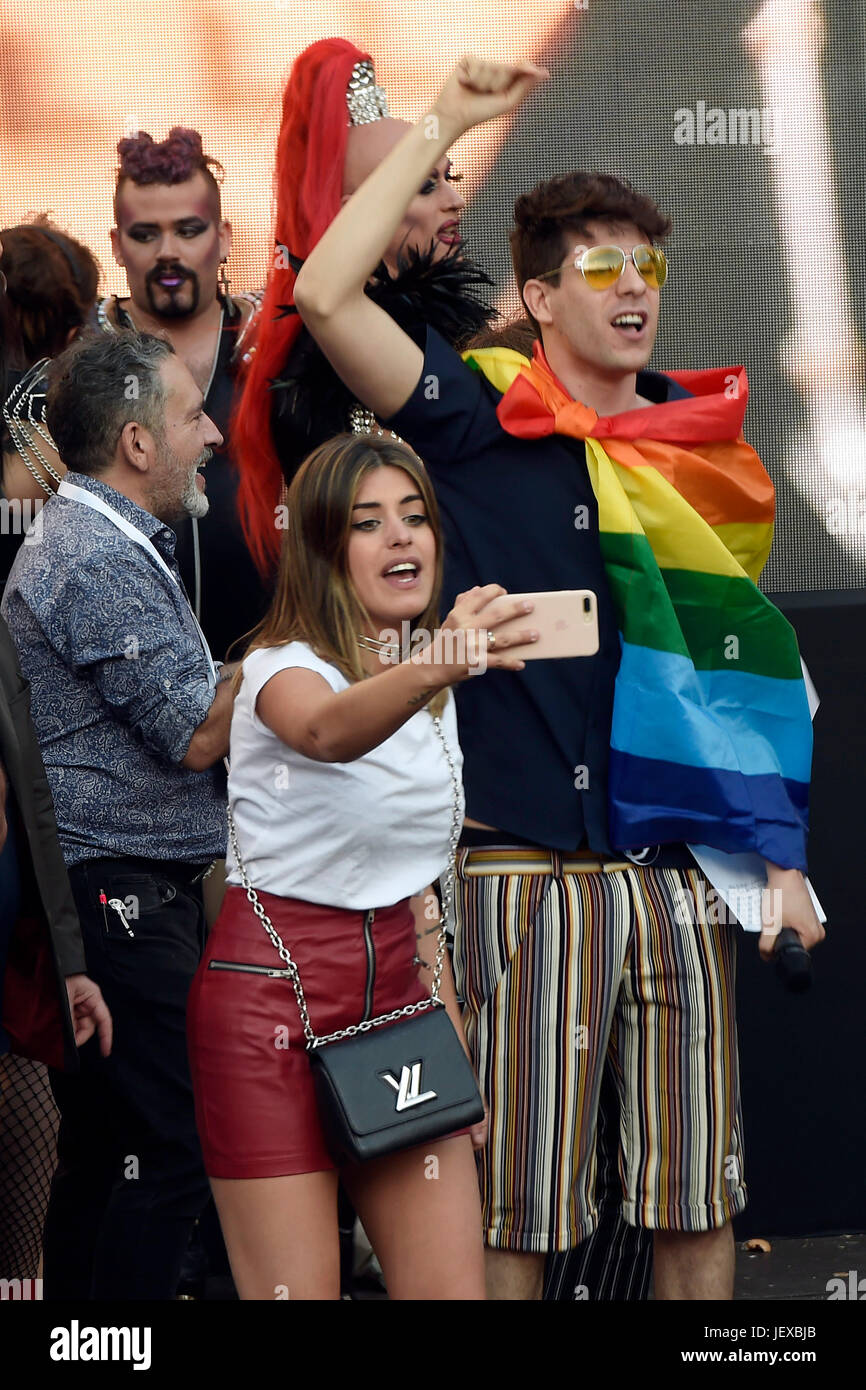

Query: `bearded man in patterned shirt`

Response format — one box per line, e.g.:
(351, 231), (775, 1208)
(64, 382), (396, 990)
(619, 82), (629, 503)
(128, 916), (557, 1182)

(2, 328), (235, 1301)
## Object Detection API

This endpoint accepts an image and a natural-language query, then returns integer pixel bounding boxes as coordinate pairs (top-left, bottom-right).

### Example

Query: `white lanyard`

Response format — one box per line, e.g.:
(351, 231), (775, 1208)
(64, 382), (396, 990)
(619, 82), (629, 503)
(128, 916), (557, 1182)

(57, 479), (217, 686)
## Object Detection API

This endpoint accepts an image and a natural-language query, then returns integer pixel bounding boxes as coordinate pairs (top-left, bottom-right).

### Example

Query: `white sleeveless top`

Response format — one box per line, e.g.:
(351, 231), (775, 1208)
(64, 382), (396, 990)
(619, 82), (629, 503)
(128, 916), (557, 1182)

(225, 642), (463, 909)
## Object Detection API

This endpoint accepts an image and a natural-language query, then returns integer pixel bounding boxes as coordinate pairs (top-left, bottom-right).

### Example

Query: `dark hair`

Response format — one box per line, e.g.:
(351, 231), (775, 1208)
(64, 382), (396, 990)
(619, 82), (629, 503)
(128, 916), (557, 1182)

(242, 431), (448, 715)
(114, 126), (224, 221)
(463, 315), (538, 357)
(510, 172), (672, 328)
(45, 329), (175, 475)
(0, 218), (101, 366)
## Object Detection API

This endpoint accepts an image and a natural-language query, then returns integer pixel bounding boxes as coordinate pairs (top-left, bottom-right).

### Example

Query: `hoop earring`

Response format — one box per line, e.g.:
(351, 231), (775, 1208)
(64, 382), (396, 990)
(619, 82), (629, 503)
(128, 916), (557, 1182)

(219, 257), (238, 318)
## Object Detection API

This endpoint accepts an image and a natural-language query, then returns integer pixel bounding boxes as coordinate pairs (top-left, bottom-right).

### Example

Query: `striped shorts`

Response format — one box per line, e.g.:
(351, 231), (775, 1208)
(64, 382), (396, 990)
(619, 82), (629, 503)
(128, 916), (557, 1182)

(453, 848), (747, 1253)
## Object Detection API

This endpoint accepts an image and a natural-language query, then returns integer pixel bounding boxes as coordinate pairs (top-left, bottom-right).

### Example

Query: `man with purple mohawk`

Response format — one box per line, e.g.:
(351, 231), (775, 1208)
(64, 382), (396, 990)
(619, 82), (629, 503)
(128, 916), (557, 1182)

(100, 126), (269, 661)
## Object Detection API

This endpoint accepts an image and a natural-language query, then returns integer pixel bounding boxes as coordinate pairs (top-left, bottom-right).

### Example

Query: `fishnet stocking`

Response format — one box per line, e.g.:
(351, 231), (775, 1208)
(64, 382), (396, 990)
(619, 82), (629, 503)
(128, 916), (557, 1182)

(0, 1054), (59, 1279)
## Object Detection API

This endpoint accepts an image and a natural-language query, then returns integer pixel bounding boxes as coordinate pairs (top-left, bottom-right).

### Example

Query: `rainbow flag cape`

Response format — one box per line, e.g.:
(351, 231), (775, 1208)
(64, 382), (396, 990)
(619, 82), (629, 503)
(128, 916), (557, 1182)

(463, 343), (811, 871)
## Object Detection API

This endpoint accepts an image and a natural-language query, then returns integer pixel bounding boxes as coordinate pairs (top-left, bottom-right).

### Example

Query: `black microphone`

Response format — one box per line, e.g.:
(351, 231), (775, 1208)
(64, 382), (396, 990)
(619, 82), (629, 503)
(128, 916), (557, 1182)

(774, 927), (812, 994)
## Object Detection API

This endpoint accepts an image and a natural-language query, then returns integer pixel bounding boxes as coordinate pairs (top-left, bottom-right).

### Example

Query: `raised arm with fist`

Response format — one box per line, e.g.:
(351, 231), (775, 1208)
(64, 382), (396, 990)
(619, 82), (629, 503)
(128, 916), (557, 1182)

(429, 56), (548, 140)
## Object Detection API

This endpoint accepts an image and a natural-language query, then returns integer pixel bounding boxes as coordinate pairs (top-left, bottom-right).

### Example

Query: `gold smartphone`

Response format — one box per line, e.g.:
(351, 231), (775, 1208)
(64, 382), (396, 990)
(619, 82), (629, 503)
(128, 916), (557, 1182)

(492, 590), (599, 660)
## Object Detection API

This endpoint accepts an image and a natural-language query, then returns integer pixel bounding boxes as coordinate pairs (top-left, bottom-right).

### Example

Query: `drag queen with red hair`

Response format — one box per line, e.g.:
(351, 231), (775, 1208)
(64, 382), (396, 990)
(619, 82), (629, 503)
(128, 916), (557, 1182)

(232, 36), (494, 579)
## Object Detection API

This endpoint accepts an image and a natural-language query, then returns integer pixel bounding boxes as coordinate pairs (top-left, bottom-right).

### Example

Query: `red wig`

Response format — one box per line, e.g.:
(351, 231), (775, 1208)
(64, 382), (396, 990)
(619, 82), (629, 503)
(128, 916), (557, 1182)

(233, 37), (372, 578)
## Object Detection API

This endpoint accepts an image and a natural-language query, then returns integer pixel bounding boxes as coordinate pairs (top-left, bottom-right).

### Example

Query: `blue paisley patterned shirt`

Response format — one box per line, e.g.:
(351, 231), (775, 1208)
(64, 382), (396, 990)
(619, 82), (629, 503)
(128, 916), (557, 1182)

(1, 472), (227, 866)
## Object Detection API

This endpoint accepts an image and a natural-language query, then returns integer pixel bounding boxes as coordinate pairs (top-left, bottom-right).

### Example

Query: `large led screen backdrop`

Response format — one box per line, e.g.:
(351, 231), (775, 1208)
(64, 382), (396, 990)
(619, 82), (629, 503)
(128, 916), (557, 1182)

(1, 0), (864, 592)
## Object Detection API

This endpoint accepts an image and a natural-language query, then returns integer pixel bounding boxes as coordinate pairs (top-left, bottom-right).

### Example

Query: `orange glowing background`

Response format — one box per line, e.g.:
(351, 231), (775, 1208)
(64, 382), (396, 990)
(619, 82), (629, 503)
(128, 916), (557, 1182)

(4, 0), (866, 592)
(0, 0), (574, 297)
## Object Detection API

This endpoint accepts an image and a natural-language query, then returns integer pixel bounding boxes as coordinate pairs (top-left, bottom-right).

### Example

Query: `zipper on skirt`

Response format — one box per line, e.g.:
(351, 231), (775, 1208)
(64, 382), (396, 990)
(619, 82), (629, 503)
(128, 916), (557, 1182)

(208, 959), (293, 979)
(361, 909), (376, 1020)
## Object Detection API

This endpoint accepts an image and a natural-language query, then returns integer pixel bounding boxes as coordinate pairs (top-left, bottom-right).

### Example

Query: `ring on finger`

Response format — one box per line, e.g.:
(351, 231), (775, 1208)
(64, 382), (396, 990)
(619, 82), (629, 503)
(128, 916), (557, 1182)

(486, 629), (497, 651)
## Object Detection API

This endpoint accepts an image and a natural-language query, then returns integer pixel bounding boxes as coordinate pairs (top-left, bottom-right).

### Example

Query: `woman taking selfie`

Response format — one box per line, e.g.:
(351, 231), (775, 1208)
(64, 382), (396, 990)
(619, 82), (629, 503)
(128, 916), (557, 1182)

(187, 430), (535, 1300)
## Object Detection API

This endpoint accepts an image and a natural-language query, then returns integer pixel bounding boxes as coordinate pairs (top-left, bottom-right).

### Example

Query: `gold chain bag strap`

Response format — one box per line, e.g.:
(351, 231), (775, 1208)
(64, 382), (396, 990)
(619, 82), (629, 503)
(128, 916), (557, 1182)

(226, 713), (484, 1163)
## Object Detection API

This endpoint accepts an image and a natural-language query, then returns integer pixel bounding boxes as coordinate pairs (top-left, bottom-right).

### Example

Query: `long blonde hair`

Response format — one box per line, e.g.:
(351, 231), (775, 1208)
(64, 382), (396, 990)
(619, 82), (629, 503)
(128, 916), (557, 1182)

(240, 432), (448, 715)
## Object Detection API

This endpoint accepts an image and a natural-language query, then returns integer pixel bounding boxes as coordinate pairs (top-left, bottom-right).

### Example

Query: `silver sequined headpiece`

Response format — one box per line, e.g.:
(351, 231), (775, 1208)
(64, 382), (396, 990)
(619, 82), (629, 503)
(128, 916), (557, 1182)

(348, 402), (404, 444)
(346, 59), (389, 126)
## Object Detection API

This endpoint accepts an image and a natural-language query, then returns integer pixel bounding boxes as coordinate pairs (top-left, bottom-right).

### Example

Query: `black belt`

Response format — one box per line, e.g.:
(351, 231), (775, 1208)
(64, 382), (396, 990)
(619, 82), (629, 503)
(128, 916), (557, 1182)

(80, 854), (215, 887)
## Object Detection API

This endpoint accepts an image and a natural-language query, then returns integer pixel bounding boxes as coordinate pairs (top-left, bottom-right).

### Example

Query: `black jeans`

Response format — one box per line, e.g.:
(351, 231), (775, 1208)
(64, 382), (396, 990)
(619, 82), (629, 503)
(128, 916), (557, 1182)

(42, 856), (212, 1301)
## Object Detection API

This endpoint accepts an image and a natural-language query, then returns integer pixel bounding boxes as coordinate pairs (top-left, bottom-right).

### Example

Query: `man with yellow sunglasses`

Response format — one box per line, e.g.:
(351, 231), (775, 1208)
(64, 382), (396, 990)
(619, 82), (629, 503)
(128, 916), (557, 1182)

(517, 217), (669, 413)
(294, 56), (822, 1303)
(536, 240), (668, 291)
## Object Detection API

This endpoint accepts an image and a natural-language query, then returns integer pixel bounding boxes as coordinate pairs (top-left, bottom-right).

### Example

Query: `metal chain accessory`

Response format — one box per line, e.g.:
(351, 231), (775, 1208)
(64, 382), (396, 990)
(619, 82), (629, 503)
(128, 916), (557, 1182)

(225, 711), (462, 1050)
(346, 59), (390, 127)
(2, 360), (63, 497)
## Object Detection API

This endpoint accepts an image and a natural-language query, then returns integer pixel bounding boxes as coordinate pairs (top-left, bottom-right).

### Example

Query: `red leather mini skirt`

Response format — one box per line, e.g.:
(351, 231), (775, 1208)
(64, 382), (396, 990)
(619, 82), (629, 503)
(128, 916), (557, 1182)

(187, 885), (429, 1177)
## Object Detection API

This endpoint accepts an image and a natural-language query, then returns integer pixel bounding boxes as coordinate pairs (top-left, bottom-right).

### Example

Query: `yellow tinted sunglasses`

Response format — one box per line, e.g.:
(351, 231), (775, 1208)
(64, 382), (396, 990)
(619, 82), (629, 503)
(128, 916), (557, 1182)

(538, 243), (668, 291)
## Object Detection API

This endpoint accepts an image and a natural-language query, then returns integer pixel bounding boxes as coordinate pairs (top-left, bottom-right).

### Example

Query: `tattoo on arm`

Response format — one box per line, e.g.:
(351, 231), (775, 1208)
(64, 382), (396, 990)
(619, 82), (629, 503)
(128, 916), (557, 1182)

(407, 687), (434, 709)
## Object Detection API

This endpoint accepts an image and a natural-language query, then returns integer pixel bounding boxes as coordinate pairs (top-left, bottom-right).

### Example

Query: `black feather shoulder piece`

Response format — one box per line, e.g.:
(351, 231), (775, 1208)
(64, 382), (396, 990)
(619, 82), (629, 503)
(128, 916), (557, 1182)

(269, 244), (497, 484)
(365, 243), (496, 345)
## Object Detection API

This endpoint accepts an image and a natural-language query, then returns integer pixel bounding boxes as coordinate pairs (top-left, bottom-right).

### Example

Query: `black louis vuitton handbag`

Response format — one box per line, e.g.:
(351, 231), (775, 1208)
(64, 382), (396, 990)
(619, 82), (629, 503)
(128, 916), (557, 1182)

(226, 713), (484, 1163)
